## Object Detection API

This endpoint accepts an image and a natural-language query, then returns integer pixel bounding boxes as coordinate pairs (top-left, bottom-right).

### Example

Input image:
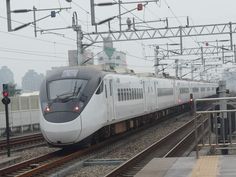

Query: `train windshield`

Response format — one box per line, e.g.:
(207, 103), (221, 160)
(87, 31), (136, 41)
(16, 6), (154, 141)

(48, 79), (87, 100)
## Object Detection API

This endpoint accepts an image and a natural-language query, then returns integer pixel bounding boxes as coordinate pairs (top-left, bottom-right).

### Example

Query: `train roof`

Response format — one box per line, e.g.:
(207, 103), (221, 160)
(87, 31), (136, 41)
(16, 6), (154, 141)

(46, 66), (106, 81)
(46, 65), (217, 84)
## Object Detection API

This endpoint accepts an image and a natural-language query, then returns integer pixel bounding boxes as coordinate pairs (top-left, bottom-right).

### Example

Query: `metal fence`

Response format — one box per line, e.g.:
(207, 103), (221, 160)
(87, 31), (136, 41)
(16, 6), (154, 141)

(0, 95), (40, 136)
(194, 97), (236, 158)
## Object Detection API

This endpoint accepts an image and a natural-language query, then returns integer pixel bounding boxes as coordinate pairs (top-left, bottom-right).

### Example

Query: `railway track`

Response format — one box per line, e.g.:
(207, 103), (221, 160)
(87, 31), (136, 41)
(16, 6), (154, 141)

(0, 108), (209, 177)
(0, 133), (45, 153)
(0, 128), (143, 177)
(103, 115), (208, 177)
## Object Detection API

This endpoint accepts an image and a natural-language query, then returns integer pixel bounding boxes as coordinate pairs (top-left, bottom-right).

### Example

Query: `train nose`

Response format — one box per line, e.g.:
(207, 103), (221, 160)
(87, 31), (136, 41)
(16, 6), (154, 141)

(41, 115), (82, 146)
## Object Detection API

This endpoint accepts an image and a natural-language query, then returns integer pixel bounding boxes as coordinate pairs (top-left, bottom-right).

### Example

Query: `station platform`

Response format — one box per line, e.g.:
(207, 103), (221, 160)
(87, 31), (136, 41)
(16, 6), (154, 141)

(134, 155), (236, 177)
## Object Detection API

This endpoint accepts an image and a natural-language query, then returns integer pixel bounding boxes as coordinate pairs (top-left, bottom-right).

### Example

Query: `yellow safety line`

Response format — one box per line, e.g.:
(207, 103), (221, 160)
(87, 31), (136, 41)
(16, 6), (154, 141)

(189, 156), (219, 177)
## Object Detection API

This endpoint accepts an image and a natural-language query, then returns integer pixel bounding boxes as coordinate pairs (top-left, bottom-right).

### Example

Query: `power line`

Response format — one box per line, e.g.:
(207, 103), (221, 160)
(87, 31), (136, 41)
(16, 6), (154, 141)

(0, 15), (76, 45)
(72, 1), (90, 14)
(163, 0), (200, 47)
(0, 48), (67, 59)
(126, 52), (154, 62)
(0, 29), (74, 47)
(0, 46), (65, 55)
(0, 56), (67, 63)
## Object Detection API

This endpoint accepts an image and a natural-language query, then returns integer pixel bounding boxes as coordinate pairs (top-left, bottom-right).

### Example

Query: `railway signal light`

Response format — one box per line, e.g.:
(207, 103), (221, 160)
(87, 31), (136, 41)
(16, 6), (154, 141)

(1, 83), (11, 157)
(190, 93), (193, 102)
(2, 84), (10, 105)
(2, 84), (9, 97)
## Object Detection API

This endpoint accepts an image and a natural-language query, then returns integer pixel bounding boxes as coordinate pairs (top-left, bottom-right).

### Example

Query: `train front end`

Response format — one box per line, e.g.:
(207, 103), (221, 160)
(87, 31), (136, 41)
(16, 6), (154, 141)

(39, 66), (103, 147)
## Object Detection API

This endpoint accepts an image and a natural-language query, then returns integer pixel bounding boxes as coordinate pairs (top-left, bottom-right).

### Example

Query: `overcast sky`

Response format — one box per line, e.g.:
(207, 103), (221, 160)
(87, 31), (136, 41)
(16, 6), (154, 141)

(0, 0), (236, 86)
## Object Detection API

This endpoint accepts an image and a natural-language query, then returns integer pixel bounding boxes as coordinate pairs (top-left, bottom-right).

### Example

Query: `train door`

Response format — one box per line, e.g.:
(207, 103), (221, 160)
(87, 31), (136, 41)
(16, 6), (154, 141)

(175, 81), (180, 104)
(144, 80), (153, 112)
(104, 78), (115, 122)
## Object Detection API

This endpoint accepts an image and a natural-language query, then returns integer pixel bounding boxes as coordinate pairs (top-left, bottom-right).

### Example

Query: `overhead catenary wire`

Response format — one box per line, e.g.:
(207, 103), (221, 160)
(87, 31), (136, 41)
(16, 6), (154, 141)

(0, 15), (76, 45)
(0, 48), (67, 59)
(163, 0), (200, 47)
(0, 56), (67, 63)
(0, 46), (66, 55)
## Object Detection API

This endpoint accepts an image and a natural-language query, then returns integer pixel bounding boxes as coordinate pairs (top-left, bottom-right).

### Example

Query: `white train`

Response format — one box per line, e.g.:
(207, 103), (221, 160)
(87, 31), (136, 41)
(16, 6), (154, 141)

(39, 66), (218, 147)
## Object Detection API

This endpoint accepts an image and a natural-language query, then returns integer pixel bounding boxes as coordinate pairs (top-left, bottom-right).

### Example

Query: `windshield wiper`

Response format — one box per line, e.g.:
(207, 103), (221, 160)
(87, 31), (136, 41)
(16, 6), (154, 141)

(51, 82), (83, 103)
(56, 92), (74, 99)
(54, 86), (82, 102)
(73, 85), (82, 96)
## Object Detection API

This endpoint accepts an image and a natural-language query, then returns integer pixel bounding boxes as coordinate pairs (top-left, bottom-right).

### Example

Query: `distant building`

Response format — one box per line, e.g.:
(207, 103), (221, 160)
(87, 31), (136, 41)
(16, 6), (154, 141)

(22, 70), (44, 92)
(0, 66), (14, 86)
(97, 37), (127, 69)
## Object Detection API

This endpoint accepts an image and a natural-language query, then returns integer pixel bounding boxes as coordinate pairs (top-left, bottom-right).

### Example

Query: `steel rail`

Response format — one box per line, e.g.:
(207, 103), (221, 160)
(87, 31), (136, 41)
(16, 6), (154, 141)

(0, 126), (149, 177)
(164, 117), (208, 157)
(0, 133), (44, 150)
(103, 115), (205, 177)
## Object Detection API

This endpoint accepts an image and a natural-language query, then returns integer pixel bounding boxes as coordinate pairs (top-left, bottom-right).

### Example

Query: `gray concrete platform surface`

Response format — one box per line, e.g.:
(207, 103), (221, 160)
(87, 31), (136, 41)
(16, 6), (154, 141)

(135, 155), (236, 177)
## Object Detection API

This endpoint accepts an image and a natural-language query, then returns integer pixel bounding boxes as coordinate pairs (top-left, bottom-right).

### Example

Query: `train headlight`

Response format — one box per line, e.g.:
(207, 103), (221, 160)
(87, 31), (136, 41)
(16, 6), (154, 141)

(44, 105), (51, 113)
(74, 106), (80, 112)
(73, 101), (84, 112)
(178, 99), (182, 103)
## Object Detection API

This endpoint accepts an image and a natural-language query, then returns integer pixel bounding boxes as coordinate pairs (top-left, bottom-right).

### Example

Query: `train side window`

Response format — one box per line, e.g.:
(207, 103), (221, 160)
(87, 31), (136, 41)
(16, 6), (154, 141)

(127, 89), (130, 100)
(124, 89), (127, 101)
(96, 80), (103, 95)
(129, 88), (132, 100)
(121, 89), (123, 101)
(132, 88), (134, 100)
(109, 80), (112, 96)
(105, 85), (107, 98)
(118, 89), (120, 101)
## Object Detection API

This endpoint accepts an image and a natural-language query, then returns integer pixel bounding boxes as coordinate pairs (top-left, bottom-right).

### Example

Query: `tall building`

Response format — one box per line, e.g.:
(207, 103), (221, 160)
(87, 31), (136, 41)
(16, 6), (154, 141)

(22, 70), (44, 92)
(97, 37), (127, 69)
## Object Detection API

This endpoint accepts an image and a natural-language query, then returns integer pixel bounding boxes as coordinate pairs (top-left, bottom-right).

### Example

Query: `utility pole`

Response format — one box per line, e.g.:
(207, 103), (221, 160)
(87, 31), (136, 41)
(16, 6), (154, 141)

(219, 80), (227, 147)
(154, 46), (160, 76)
(6, 0), (12, 31)
(2, 84), (11, 157)
(72, 12), (83, 65)
(191, 62), (194, 80)
(179, 64), (183, 78)
(234, 44), (236, 63)
(201, 47), (205, 72)
(175, 59), (179, 78)
(222, 45), (225, 64)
